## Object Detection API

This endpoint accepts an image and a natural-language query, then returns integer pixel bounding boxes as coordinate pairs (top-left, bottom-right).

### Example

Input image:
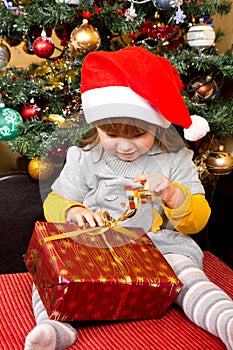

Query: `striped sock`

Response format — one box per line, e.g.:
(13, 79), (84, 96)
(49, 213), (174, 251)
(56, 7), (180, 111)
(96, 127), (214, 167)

(165, 253), (233, 350)
(24, 285), (77, 350)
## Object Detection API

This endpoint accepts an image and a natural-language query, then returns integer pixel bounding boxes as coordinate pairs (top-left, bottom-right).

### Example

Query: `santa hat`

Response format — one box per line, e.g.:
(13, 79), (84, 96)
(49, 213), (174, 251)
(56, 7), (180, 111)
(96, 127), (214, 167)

(81, 46), (209, 141)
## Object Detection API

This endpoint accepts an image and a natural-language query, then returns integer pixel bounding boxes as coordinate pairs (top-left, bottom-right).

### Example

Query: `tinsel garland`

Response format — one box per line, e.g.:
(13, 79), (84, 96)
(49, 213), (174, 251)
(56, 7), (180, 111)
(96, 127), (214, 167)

(0, 57), (82, 112)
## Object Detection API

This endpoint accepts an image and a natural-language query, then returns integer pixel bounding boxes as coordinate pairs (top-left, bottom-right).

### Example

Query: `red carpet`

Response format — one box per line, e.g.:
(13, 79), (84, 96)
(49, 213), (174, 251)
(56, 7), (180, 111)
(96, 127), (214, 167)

(0, 251), (231, 350)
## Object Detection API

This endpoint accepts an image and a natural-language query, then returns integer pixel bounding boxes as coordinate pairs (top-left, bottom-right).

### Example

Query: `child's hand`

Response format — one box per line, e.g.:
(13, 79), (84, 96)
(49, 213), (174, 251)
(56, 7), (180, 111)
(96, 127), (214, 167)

(133, 173), (185, 209)
(66, 206), (105, 228)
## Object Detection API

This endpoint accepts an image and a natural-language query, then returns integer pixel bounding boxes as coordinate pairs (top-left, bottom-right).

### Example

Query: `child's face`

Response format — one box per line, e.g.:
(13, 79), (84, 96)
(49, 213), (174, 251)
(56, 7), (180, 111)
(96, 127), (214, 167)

(97, 127), (155, 161)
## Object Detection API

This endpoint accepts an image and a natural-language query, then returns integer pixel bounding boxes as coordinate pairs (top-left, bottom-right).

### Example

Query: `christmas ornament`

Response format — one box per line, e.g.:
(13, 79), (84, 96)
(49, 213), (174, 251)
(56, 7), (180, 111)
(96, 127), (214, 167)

(0, 98), (23, 141)
(33, 30), (55, 59)
(23, 25), (53, 55)
(48, 147), (67, 166)
(193, 135), (222, 182)
(173, 3), (186, 24)
(28, 156), (54, 180)
(21, 100), (42, 120)
(42, 114), (68, 127)
(43, 114), (65, 124)
(206, 151), (233, 175)
(152, 0), (176, 10)
(0, 42), (11, 68)
(125, 2), (137, 22)
(187, 76), (218, 103)
(187, 19), (215, 48)
(70, 19), (101, 54)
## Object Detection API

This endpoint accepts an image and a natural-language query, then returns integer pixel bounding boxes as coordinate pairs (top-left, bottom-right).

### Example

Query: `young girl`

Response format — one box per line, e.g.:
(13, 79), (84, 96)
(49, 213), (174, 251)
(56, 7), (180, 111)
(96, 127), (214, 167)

(24, 47), (233, 350)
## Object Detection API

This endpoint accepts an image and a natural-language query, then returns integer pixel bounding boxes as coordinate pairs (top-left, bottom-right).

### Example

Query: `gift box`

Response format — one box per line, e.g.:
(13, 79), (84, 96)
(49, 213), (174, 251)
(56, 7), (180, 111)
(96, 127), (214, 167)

(24, 221), (182, 322)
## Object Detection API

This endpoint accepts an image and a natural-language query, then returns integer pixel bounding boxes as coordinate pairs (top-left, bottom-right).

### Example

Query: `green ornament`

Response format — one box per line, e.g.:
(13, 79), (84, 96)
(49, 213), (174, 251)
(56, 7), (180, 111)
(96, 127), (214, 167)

(0, 102), (23, 141)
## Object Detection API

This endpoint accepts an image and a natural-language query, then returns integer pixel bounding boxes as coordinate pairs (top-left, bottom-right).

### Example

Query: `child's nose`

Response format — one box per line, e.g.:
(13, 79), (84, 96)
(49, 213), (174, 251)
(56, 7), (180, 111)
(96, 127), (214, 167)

(119, 138), (134, 151)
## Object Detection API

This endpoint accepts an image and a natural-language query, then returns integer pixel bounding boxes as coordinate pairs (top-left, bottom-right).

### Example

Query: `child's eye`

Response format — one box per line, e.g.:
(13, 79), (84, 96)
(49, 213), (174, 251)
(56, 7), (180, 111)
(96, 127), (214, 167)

(135, 132), (146, 137)
(106, 133), (117, 137)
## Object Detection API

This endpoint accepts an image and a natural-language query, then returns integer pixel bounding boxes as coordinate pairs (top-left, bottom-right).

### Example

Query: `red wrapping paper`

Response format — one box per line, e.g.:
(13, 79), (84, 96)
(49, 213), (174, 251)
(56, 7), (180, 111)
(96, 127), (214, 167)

(24, 221), (182, 322)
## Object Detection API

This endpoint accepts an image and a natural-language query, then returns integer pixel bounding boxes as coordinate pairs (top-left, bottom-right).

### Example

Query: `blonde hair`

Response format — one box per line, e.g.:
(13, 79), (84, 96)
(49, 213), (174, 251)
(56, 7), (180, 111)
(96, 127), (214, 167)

(80, 118), (185, 153)
(80, 120), (150, 150)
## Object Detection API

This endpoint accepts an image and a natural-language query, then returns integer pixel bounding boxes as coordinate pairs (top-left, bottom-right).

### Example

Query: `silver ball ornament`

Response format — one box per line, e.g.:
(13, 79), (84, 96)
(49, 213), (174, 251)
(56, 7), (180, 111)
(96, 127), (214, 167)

(152, 0), (175, 10)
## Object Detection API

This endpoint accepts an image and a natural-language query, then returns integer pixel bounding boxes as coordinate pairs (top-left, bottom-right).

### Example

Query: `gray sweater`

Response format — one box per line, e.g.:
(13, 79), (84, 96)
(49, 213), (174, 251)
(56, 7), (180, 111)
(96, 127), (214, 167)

(52, 143), (204, 266)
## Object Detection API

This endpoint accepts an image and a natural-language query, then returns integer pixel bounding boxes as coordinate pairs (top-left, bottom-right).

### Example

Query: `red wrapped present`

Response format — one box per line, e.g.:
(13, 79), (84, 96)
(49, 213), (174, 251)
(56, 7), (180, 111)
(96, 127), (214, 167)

(24, 221), (182, 322)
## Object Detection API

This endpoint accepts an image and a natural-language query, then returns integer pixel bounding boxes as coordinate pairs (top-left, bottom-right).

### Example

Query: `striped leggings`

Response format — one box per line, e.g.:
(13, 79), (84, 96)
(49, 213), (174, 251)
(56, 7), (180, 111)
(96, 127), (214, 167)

(30, 253), (233, 350)
(165, 253), (233, 350)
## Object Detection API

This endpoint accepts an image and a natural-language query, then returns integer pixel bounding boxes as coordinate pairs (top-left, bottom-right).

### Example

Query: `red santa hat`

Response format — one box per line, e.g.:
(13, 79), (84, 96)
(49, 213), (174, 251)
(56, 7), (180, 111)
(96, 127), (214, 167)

(81, 46), (209, 141)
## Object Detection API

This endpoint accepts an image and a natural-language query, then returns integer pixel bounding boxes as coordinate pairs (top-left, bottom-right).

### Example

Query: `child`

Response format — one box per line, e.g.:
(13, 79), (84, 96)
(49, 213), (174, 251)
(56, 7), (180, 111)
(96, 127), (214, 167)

(25, 47), (233, 350)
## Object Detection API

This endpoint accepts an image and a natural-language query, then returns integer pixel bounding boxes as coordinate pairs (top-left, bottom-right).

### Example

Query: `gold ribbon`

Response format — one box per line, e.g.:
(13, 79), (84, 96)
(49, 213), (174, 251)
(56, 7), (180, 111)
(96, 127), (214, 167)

(39, 209), (141, 278)
(39, 209), (139, 245)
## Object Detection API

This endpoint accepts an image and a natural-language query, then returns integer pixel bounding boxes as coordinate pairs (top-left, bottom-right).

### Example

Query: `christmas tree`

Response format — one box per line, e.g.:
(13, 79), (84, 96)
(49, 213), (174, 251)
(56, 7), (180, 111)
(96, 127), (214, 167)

(0, 0), (232, 180)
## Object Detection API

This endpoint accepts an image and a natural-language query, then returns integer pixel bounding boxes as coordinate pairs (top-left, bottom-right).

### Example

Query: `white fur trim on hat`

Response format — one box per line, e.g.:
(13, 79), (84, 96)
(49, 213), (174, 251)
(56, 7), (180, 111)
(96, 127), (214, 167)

(183, 114), (210, 141)
(82, 86), (171, 128)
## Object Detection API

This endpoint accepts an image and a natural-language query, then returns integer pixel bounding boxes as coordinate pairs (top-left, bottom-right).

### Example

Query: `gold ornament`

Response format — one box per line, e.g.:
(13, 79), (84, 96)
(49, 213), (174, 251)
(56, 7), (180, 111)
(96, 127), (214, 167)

(42, 114), (73, 128)
(206, 151), (233, 175)
(42, 114), (66, 125)
(28, 156), (54, 180)
(70, 19), (101, 54)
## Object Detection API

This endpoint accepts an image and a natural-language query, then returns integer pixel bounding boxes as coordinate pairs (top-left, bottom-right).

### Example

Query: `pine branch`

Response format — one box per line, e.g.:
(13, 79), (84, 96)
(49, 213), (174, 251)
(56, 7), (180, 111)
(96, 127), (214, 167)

(167, 49), (233, 82)
(1, 0), (233, 159)
(182, 0), (232, 17)
(8, 117), (90, 158)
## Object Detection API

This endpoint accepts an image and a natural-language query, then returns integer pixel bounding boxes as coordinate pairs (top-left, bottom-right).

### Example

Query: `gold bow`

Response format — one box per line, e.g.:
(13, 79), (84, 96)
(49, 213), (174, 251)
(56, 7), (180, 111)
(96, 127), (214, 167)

(39, 208), (138, 245)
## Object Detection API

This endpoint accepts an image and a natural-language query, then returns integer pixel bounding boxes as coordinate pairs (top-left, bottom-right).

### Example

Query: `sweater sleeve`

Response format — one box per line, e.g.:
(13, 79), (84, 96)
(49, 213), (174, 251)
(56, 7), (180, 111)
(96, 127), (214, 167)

(43, 191), (87, 223)
(51, 146), (90, 203)
(163, 183), (211, 234)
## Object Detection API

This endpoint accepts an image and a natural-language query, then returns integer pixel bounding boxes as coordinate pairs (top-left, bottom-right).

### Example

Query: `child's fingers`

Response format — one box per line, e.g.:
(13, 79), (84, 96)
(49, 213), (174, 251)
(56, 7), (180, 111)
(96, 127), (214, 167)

(92, 213), (105, 227)
(133, 175), (147, 183)
(81, 212), (104, 228)
(66, 213), (85, 227)
(66, 207), (104, 228)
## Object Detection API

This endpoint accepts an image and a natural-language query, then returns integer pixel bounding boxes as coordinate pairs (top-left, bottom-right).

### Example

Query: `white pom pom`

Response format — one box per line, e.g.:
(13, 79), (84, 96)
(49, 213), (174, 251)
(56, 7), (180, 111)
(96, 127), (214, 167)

(183, 114), (210, 141)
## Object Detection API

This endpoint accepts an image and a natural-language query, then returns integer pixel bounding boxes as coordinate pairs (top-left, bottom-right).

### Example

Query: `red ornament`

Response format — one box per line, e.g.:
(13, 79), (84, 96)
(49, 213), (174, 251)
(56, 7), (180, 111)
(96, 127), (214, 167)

(33, 31), (54, 58)
(49, 147), (67, 165)
(21, 102), (42, 120)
